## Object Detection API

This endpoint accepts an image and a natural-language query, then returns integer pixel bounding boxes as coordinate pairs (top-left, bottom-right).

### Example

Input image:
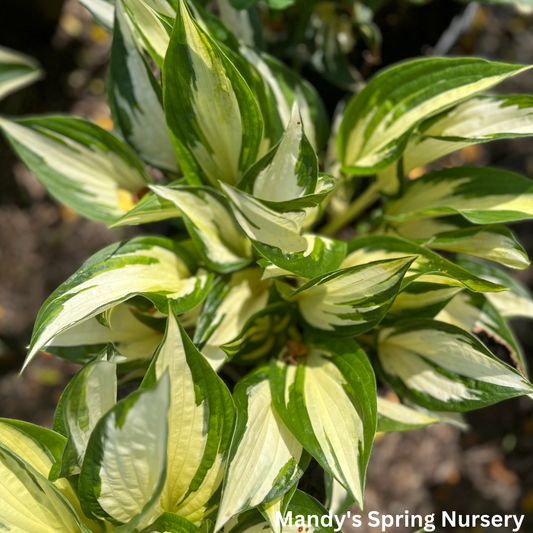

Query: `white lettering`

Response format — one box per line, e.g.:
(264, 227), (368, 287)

(277, 510), (524, 531)
(351, 515), (362, 527)
(410, 514), (422, 529)
(442, 511), (456, 526)
(424, 513), (435, 532)
(367, 511), (380, 527)
(295, 515), (306, 527)
(381, 515), (393, 531)
(333, 514), (345, 532)
(276, 511), (291, 528)
(320, 513), (331, 528)
(513, 515), (525, 532)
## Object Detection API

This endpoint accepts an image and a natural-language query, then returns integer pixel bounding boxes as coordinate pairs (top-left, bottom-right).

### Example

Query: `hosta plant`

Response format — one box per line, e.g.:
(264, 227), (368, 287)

(2, 1), (533, 532)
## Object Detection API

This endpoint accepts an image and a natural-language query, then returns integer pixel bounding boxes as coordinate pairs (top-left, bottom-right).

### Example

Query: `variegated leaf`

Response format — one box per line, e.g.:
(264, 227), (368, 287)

(194, 269), (271, 370)
(0, 420), (65, 481)
(0, 441), (92, 533)
(376, 320), (533, 412)
(393, 216), (530, 270)
(150, 185), (253, 272)
(428, 224), (529, 270)
(217, 369), (307, 530)
(436, 291), (525, 374)
(166, 6), (272, 161)
(385, 282), (463, 321)
(179, 9), (277, 162)
(224, 491), (335, 533)
(217, 0), (256, 47)
(391, 215), (467, 241)
(238, 104), (335, 209)
(110, 0), (178, 172)
(240, 48), (329, 151)
(54, 359), (117, 477)
(122, 0), (173, 67)
(79, 0), (115, 31)
(270, 336), (377, 508)
(46, 303), (164, 366)
(456, 256), (533, 319)
(221, 302), (295, 364)
(26, 237), (208, 370)
(343, 235), (507, 292)
(260, 489), (299, 533)
(0, 116), (152, 223)
(376, 397), (442, 432)
(0, 420), (100, 531)
(223, 510), (267, 533)
(421, 94), (533, 142)
(339, 57), (529, 174)
(378, 94), (533, 194)
(141, 309), (235, 524)
(254, 233), (346, 280)
(164, 0), (263, 188)
(112, 187), (182, 227)
(224, 95), (335, 216)
(292, 257), (414, 337)
(324, 474), (354, 516)
(79, 374), (170, 531)
(220, 186), (307, 252)
(385, 167), (533, 224)
(238, 104), (319, 205)
(222, 184), (345, 278)
(141, 512), (200, 533)
(0, 46), (43, 101)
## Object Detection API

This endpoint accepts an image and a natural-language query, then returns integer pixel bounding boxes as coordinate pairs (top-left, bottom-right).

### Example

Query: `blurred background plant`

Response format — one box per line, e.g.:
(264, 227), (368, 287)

(2, 0), (533, 531)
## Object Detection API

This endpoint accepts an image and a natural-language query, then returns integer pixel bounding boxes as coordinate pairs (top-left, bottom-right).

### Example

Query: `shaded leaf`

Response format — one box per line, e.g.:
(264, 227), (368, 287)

(0, 46), (43, 101)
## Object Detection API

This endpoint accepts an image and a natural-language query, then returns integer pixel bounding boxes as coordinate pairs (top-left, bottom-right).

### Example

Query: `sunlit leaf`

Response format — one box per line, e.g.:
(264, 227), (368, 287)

(142, 309), (235, 523)
(270, 336), (377, 508)
(216, 368), (307, 530)
(292, 257), (414, 337)
(0, 442), (92, 533)
(339, 57), (529, 174)
(164, 0), (263, 187)
(376, 320), (533, 412)
(0, 116), (152, 223)
(26, 237), (209, 370)
(150, 184), (253, 273)
(386, 167), (533, 224)
(79, 375), (170, 531)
